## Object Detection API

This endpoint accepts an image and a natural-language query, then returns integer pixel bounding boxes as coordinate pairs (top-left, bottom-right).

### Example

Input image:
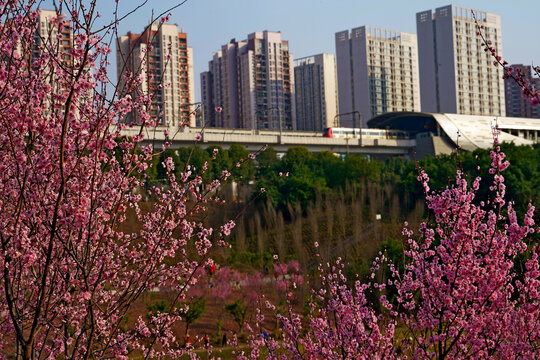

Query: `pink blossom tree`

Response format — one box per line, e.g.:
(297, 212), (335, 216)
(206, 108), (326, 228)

(211, 266), (242, 302)
(272, 259), (304, 295)
(244, 139), (539, 359)
(245, 271), (265, 305)
(0, 1), (236, 359)
(394, 140), (539, 359)
(241, 255), (396, 359)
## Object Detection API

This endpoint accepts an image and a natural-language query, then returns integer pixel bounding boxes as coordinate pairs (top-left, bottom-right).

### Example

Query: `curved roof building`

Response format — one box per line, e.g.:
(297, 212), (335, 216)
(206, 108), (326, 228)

(368, 112), (540, 158)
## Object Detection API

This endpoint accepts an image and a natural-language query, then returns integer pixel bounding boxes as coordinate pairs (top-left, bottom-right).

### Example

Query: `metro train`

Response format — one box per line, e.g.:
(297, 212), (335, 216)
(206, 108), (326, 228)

(323, 127), (409, 139)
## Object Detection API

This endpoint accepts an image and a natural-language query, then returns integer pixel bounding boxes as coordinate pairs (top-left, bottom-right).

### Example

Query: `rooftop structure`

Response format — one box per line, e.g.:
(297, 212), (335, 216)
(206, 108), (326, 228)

(369, 111), (540, 158)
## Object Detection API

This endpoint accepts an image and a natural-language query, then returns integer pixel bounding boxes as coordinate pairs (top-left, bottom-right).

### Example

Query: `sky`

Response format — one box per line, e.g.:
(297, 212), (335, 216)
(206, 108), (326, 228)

(46, 0), (540, 101)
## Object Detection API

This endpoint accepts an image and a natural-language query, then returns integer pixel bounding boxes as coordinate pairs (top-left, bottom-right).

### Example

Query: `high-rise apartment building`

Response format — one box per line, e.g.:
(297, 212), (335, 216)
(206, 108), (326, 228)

(504, 65), (540, 118)
(294, 53), (338, 131)
(33, 10), (73, 64)
(417, 5), (505, 116)
(29, 10), (86, 111)
(201, 31), (295, 130)
(335, 26), (420, 128)
(200, 71), (213, 127)
(117, 22), (195, 127)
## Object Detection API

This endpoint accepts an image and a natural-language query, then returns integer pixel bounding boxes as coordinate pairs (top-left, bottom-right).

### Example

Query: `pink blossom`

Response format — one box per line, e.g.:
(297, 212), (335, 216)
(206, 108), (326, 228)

(0, 5), (232, 358)
(245, 143), (540, 359)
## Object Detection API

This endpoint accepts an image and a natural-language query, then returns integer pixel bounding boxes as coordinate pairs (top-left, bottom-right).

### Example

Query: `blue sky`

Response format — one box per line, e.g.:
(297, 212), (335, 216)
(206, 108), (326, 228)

(48, 0), (540, 101)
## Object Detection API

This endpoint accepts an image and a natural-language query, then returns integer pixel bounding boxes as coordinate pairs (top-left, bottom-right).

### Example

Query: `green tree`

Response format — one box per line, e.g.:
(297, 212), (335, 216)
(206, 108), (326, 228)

(226, 299), (247, 333)
(229, 144), (256, 183)
(206, 145), (232, 181)
(343, 154), (381, 183)
(184, 296), (206, 337)
(278, 175), (326, 211)
(256, 146), (278, 170)
(273, 147), (327, 211)
(176, 146), (212, 183)
(314, 151), (346, 188)
(156, 149), (182, 181)
(146, 300), (170, 319)
(281, 146), (315, 175)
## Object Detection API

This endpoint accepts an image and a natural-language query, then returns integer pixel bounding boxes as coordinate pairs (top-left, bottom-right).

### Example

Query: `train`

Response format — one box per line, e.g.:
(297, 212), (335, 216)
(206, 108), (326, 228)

(323, 127), (409, 139)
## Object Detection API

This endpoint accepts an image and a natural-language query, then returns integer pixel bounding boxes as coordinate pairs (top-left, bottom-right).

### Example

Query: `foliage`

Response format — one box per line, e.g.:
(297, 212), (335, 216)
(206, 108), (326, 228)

(248, 141), (540, 222)
(156, 149), (182, 181)
(256, 147), (383, 212)
(146, 142), (540, 222)
(147, 144), (255, 185)
(382, 144), (540, 220)
(183, 297), (206, 337)
(226, 250), (273, 269)
(146, 300), (171, 319)
(175, 146), (212, 183)
(228, 144), (256, 184)
(226, 300), (248, 333)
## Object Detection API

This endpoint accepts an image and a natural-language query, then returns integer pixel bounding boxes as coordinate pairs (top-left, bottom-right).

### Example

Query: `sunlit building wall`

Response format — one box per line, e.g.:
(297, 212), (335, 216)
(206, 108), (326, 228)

(335, 26), (420, 127)
(416, 5), (505, 116)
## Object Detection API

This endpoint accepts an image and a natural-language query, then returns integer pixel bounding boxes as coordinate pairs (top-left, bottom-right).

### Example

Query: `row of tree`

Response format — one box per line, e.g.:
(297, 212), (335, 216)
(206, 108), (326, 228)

(146, 145), (256, 185)
(152, 142), (540, 219)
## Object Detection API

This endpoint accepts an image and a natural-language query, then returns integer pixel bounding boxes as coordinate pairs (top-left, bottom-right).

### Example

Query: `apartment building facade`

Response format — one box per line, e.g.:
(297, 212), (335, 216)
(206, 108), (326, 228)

(294, 53), (338, 131)
(117, 22), (195, 127)
(335, 26), (420, 127)
(201, 31), (295, 130)
(504, 64), (540, 118)
(33, 10), (73, 63)
(417, 5), (505, 116)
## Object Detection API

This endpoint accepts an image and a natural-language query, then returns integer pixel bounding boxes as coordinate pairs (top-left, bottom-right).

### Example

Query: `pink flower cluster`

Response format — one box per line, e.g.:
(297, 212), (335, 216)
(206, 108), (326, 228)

(243, 257), (394, 359)
(0, 2), (237, 358)
(392, 145), (540, 358)
(244, 144), (540, 359)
